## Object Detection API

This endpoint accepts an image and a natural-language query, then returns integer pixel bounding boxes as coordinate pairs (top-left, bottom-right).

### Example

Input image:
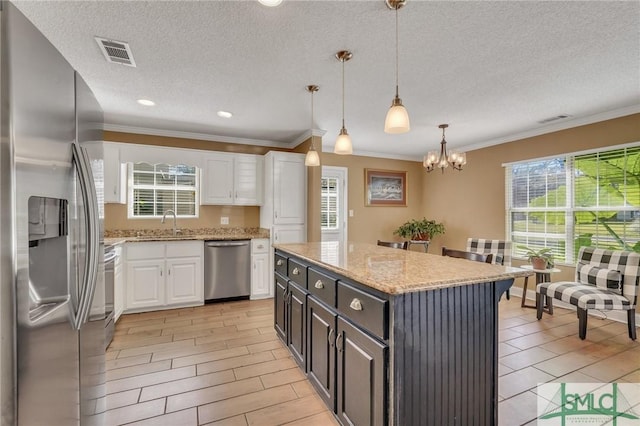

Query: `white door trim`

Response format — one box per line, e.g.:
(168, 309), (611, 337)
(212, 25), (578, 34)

(321, 166), (348, 246)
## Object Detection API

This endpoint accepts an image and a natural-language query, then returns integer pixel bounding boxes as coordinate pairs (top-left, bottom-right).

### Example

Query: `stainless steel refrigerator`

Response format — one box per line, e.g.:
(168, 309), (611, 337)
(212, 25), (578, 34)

(0, 3), (106, 425)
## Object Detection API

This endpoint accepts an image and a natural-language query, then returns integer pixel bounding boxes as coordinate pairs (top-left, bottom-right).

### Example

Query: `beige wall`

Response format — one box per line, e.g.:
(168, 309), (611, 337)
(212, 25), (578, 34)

(423, 113), (640, 287)
(320, 152), (427, 247)
(104, 204), (260, 231)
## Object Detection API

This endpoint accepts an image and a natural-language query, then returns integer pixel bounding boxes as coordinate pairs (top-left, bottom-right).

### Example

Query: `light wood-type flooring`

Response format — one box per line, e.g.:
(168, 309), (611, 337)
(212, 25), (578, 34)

(105, 296), (640, 425)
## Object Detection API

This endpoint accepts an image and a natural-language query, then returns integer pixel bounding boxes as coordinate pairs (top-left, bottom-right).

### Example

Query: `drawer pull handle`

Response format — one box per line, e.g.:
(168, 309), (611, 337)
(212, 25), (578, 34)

(349, 298), (363, 311)
(276, 259), (283, 266)
(314, 280), (324, 289)
(292, 267), (300, 275)
(336, 332), (343, 352)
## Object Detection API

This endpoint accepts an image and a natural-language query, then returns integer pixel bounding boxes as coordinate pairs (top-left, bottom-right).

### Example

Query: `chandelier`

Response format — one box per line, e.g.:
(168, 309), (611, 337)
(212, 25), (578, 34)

(423, 124), (466, 173)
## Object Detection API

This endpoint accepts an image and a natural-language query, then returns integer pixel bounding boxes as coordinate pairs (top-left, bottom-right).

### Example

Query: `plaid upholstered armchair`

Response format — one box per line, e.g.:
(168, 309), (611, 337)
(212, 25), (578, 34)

(467, 238), (512, 299)
(536, 247), (639, 340)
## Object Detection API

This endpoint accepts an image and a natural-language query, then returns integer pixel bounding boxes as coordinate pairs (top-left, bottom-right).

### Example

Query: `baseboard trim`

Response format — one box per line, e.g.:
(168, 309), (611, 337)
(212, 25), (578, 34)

(509, 286), (639, 327)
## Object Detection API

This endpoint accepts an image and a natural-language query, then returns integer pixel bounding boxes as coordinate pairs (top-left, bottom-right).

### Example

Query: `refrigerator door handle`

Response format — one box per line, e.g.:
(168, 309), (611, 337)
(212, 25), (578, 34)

(71, 143), (100, 329)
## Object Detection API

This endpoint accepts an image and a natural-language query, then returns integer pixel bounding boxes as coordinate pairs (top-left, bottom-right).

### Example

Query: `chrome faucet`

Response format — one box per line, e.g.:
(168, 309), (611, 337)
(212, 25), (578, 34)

(161, 209), (180, 236)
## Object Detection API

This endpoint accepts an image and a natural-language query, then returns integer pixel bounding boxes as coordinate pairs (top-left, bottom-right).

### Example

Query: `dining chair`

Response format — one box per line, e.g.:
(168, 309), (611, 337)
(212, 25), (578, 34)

(377, 240), (409, 250)
(442, 247), (493, 263)
(467, 238), (512, 299)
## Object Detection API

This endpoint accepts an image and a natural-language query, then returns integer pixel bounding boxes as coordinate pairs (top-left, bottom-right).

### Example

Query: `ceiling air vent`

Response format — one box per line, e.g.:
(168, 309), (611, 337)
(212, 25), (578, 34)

(95, 37), (136, 67)
(538, 114), (572, 124)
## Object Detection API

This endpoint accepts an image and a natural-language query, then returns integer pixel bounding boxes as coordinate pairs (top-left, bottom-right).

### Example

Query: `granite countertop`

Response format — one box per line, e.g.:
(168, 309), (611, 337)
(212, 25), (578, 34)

(105, 227), (269, 247)
(274, 242), (533, 295)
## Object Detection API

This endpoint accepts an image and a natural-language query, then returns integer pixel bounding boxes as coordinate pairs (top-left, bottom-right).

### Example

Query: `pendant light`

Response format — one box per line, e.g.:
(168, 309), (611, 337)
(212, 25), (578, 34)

(384, 0), (410, 134)
(424, 124), (467, 173)
(334, 50), (353, 155)
(304, 85), (320, 167)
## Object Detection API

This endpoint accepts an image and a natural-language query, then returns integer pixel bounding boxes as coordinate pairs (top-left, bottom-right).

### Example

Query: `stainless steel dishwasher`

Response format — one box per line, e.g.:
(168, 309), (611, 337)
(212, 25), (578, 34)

(204, 240), (251, 301)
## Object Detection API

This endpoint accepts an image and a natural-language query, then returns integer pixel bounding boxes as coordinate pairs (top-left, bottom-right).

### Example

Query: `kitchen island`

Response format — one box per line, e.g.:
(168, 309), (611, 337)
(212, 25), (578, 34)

(273, 242), (532, 426)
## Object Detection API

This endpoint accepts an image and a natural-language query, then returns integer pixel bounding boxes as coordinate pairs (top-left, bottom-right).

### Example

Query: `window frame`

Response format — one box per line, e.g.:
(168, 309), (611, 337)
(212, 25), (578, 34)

(127, 162), (200, 219)
(506, 142), (640, 265)
(320, 176), (340, 231)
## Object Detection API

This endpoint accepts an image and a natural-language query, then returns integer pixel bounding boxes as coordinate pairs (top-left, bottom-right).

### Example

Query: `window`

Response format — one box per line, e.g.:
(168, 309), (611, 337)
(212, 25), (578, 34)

(507, 144), (640, 264)
(321, 177), (339, 230)
(128, 162), (199, 218)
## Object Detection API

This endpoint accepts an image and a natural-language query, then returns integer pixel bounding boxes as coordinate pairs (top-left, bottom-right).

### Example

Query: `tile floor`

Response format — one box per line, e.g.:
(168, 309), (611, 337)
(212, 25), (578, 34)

(104, 296), (640, 426)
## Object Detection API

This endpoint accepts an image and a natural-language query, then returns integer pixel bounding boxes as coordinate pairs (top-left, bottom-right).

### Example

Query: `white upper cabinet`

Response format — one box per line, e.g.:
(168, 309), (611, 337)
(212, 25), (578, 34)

(273, 153), (306, 224)
(201, 152), (263, 206)
(103, 142), (126, 204)
(201, 152), (234, 205)
(234, 154), (263, 205)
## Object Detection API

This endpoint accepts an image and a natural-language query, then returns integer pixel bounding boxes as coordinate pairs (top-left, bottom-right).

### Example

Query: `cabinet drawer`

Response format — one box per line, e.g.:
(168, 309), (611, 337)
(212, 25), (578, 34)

(252, 239), (269, 254)
(287, 258), (307, 288)
(275, 253), (288, 276)
(166, 241), (202, 258)
(337, 282), (388, 340)
(308, 268), (336, 307)
(126, 242), (165, 260)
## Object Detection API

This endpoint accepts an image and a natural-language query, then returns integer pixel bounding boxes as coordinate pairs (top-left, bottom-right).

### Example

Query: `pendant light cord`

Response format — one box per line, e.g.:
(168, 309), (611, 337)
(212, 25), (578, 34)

(342, 58), (346, 129)
(395, 4), (399, 98)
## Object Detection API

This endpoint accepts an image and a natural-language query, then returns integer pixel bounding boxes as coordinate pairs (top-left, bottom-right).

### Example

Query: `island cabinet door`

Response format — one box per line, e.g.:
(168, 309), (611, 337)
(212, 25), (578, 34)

(288, 281), (307, 371)
(336, 317), (388, 426)
(274, 274), (288, 342)
(307, 297), (337, 411)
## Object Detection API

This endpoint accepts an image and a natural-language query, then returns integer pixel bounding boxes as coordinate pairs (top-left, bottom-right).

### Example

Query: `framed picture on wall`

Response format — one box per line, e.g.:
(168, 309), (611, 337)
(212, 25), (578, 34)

(365, 169), (407, 206)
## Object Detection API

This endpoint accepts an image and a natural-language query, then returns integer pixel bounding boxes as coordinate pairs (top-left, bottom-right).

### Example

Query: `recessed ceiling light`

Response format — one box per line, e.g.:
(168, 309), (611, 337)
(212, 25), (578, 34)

(217, 111), (233, 118)
(137, 99), (155, 106)
(258, 0), (283, 7)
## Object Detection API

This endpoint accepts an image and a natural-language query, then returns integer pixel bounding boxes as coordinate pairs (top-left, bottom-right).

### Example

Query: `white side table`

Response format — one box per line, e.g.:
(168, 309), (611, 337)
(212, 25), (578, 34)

(520, 265), (561, 310)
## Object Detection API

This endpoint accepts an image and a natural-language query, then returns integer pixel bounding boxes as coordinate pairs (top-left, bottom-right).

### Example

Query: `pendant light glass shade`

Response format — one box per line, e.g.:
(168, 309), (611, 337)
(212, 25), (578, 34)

(304, 85), (321, 167)
(334, 50), (353, 155)
(305, 146), (320, 166)
(334, 128), (353, 155)
(384, 0), (410, 134)
(384, 97), (410, 133)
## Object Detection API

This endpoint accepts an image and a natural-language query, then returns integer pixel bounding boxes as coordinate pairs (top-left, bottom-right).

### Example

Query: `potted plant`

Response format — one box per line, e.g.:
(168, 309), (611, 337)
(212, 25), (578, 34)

(518, 246), (555, 270)
(393, 218), (445, 241)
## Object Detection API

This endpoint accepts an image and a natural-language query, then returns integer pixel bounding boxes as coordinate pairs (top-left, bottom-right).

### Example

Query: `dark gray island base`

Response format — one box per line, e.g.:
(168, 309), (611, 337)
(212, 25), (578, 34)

(273, 243), (531, 426)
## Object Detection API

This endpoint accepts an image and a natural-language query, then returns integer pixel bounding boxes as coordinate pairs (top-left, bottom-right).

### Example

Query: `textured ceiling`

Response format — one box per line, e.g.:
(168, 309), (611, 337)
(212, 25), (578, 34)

(13, 0), (640, 159)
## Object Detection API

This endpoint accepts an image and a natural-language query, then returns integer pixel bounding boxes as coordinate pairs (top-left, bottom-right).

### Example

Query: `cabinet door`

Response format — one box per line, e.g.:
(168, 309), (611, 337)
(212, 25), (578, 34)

(103, 143), (126, 204)
(125, 259), (164, 310)
(201, 153), (234, 205)
(166, 256), (203, 305)
(114, 249), (124, 321)
(273, 225), (306, 244)
(251, 252), (270, 299)
(273, 154), (305, 224)
(274, 274), (288, 342)
(337, 317), (388, 426)
(307, 297), (337, 411)
(234, 155), (262, 205)
(288, 281), (307, 371)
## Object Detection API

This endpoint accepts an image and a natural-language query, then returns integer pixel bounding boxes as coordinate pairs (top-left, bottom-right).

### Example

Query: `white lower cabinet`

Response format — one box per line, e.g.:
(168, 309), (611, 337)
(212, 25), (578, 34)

(113, 245), (124, 322)
(251, 238), (270, 299)
(124, 241), (204, 313)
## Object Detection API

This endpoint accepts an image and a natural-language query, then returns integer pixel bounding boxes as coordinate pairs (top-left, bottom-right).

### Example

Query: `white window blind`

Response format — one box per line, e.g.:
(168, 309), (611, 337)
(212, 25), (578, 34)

(321, 177), (339, 230)
(128, 162), (199, 218)
(506, 145), (640, 263)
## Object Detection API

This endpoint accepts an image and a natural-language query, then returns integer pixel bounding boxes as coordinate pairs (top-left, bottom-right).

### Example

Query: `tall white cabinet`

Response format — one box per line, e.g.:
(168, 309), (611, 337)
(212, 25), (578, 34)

(260, 151), (307, 296)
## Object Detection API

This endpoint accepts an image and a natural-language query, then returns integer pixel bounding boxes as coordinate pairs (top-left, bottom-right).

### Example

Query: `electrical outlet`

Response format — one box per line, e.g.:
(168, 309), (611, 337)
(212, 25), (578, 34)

(349, 209), (354, 217)
(220, 217), (229, 225)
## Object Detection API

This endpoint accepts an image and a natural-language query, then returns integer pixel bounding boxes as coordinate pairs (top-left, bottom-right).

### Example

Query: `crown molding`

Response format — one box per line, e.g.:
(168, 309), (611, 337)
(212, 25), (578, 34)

(103, 123), (294, 148)
(290, 128), (327, 148)
(461, 104), (640, 153)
